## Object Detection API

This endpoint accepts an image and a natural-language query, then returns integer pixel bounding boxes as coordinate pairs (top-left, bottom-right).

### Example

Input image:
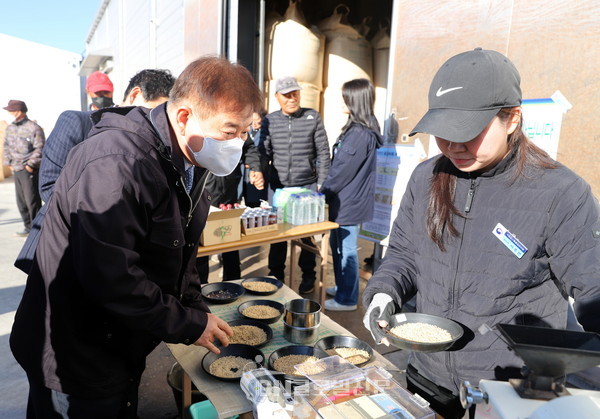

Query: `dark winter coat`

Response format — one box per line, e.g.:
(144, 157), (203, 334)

(10, 104), (212, 398)
(258, 108), (330, 187)
(321, 122), (382, 225)
(363, 151), (600, 393)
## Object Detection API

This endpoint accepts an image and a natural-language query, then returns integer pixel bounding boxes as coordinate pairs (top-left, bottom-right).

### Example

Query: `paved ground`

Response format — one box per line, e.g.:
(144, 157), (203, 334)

(0, 175), (402, 418)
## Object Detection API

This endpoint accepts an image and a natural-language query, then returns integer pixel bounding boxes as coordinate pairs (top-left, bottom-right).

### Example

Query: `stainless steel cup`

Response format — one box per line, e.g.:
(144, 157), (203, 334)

(284, 299), (321, 327)
(283, 321), (320, 344)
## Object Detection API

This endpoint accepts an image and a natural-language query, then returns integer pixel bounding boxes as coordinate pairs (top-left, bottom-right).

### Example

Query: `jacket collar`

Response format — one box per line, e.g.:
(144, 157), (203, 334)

(12, 116), (29, 126)
(280, 108), (304, 118)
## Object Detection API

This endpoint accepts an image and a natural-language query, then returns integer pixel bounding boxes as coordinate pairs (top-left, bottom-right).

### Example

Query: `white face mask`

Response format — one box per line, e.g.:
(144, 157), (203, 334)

(185, 119), (244, 176)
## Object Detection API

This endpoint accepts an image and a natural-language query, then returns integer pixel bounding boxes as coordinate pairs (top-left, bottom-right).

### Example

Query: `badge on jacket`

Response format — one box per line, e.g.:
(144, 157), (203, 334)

(493, 223), (528, 259)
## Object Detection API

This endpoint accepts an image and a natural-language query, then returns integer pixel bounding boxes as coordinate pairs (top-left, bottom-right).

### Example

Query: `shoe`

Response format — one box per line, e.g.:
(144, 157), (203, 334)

(326, 286), (337, 297)
(364, 255), (374, 266)
(324, 299), (357, 311)
(299, 279), (315, 294)
(15, 229), (30, 237)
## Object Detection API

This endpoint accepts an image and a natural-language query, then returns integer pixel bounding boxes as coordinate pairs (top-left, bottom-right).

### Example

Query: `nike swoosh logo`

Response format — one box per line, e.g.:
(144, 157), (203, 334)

(436, 86), (463, 97)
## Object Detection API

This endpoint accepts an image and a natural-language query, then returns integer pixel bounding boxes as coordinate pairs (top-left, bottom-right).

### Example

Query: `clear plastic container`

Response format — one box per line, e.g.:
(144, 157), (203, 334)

(291, 356), (435, 419)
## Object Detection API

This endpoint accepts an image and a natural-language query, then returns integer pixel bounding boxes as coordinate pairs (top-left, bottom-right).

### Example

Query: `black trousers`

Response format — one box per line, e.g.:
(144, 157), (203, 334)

(13, 169), (41, 230)
(197, 251), (241, 283)
(268, 239), (316, 282)
(26, 376), (139, 419)
(406, 364), (475, 419)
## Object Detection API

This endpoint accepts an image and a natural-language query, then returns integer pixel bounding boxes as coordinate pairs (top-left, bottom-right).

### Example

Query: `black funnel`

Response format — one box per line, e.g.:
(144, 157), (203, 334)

(497, 324), (600, 379)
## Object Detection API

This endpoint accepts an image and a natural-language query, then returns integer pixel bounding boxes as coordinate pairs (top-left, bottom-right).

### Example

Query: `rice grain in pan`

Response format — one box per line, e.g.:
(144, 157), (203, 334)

(389, 322), (452, 343)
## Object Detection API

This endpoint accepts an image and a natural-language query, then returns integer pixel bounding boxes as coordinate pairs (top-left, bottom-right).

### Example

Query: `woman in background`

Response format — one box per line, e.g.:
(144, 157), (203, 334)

(321, 78), (383, 311)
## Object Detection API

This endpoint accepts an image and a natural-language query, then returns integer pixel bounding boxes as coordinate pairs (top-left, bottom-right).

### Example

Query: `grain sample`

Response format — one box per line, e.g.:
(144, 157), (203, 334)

(325, 347), (370, 365)
(229, 325), (268, 346)
(209, 356), (257, 379)
(243, 281), (278, 293)
(389, 322), (452, 343)
(242, 305), (280, 319)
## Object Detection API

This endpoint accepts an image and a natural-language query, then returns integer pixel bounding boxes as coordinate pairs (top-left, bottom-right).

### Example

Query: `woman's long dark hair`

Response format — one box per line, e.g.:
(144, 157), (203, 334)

(427, 108), (558, 251)
(339, 78), (380, 136)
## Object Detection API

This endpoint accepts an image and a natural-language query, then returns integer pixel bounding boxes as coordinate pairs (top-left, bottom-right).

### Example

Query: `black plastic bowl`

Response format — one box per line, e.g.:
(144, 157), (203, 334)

(238, 299), (284, 324)
(241, 277), (283, 296)
(314, 335), (374, 367)
(227, 319), (274, 347)
(201, 282), (244, 304)
(201, 344), (265, 382)
(268, 345), (328, 381)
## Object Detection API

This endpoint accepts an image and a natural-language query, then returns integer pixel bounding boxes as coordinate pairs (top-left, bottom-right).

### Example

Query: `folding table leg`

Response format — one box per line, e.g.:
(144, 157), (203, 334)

(318, 232), (331, 306)
(289, 240), (297, 292)
(182, 369), (192, 418)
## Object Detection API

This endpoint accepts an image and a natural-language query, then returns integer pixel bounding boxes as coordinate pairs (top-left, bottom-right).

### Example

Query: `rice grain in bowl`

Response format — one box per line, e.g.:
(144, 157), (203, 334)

(209, 356), (258, 379)
(201, 344), (265, 382)
(314, 335), (373, 367)
(241, 277), (283, 295)
(227, 319), (273, 347)
(237, 299), (284, 324)
(273, 355), (322, 376)
(268, 345), (328, 381)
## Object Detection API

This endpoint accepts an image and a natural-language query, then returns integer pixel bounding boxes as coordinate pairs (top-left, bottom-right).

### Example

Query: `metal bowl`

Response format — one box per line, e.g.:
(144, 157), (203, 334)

(241, 277), (283, 296)
(237, 299), (284, 324)
(201, 282), (244, 304)
(268, 345), (328, 382)
(284, 298), (321, 327)
(370, 312), (464, 352)
(314, 335), (374, 366)
(227, 319), (273, 347)
(201, 344), (265, 382)
(283, 321), (320, 345)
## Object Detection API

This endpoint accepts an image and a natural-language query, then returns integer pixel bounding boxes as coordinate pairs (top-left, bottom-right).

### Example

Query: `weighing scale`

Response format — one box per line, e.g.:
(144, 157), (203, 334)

(460, 324), (600, 418)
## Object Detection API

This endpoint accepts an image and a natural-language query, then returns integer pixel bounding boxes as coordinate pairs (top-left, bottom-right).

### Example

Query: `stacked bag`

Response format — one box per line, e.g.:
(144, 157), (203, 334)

(265, 0), (325, 113)
(319, 4), (373, 147)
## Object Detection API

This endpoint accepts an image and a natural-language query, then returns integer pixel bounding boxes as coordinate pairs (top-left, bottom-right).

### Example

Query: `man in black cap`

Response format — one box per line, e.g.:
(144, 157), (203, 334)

(3, 100), (45, 237)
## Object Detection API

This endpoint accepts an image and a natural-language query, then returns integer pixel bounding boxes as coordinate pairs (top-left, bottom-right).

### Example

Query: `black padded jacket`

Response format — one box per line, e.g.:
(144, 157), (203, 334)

(259, 108), (330, 187)
(363, 151), (600, 393)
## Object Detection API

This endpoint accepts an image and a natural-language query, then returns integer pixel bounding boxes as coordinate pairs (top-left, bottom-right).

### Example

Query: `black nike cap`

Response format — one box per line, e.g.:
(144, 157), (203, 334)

(410, 48), (522, 143)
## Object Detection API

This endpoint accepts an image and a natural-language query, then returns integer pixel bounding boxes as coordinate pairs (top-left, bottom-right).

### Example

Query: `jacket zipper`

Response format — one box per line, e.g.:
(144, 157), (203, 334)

(464, 177), (476, 213)
(287, 115), (292, 183)
(183, 169), (209, 228)
(447, 176), (477, 385)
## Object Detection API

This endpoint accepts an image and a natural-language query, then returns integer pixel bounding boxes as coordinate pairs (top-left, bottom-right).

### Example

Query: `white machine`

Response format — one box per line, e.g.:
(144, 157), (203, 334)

(460, 324), (600, 418)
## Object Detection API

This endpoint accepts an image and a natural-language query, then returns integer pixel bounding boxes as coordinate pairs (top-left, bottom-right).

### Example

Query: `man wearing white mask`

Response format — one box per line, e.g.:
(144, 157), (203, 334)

(10, 57), (263, 418)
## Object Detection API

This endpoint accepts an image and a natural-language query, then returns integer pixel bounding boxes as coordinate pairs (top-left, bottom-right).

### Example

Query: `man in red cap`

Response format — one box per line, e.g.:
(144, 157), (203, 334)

(3, 99), (45, 236)
(86, 71), (115, 110)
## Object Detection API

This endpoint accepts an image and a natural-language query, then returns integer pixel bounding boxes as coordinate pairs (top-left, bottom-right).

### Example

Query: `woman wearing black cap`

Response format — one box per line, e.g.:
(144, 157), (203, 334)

(361, 48), (600, 418)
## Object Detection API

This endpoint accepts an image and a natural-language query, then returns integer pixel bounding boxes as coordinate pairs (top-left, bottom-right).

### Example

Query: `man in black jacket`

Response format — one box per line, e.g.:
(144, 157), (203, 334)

(259, 77), (330, 293)
(10, 57), (263, 418)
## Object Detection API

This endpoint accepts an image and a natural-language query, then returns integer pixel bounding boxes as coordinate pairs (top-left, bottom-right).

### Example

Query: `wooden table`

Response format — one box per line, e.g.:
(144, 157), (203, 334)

(197, 221), (339, 306)
(168, 281), (402, 418)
